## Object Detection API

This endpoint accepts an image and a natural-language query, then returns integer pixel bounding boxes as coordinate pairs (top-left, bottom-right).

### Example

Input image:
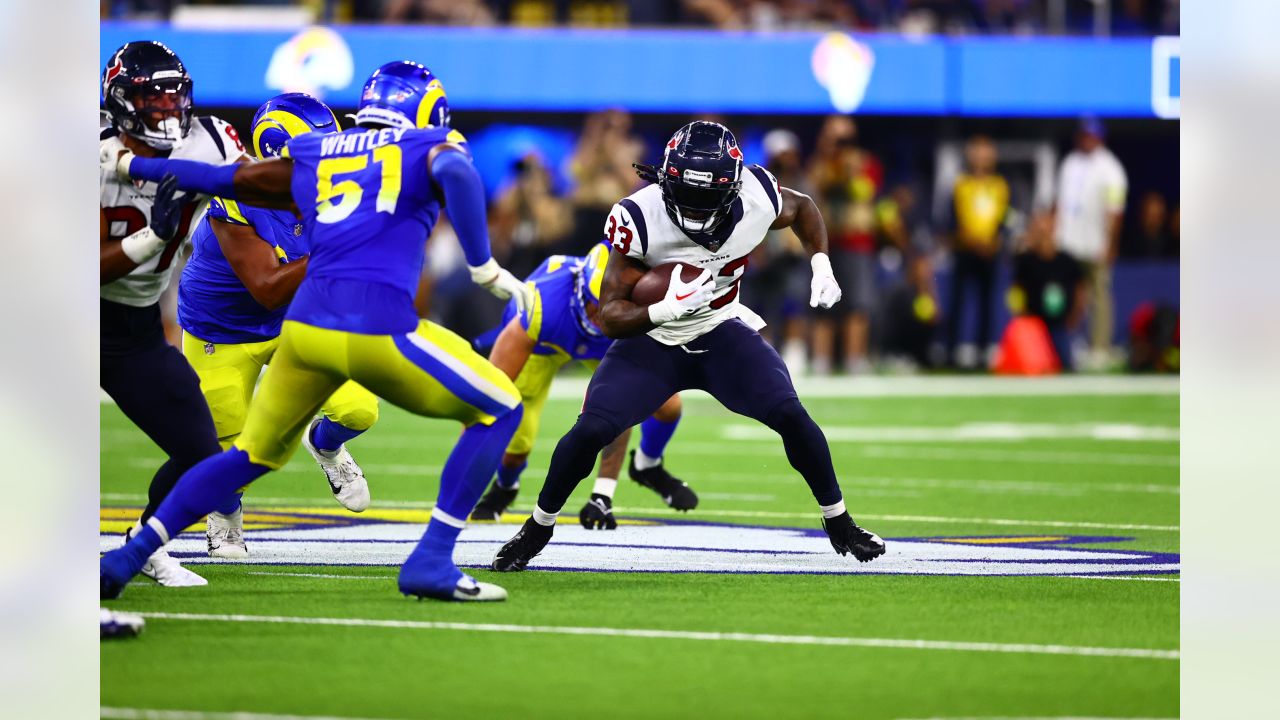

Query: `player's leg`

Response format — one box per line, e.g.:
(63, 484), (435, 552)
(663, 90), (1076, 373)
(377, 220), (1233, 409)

(348, 321), (521, 600)
(306, 381), (381, 511)
(693, 320), (884, 562)
(471, 353), (562, 521)
(101, 326), (223, 587)
(180, 332), (277, 558)
(579, 426), (629, 529)
(628, 393), (697, 511)
(494, 336), (681, 571)
(102, 325), (344, 598)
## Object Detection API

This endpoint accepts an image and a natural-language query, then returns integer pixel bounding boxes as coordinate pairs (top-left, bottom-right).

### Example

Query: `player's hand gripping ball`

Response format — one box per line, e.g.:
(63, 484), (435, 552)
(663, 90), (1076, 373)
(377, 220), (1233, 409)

(635, 263), (714, 325)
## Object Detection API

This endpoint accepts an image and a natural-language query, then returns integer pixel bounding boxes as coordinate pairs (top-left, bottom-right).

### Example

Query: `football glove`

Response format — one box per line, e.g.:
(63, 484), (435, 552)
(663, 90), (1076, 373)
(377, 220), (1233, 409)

(648, 264), (714, 325)
(809, 252), (842, 309)
(100, 135), (135, 182)
(470, 258), (534, 315)
(579, 493), (618, 530)
(149, 175), (191, 241)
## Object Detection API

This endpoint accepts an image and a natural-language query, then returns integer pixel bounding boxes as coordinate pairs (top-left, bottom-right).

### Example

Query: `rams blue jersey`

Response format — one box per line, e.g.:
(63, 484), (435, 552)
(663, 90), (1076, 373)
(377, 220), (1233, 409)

(504, 254), (612, 361)
(177, 198), (307, 344)
(283, 126), (454, 334)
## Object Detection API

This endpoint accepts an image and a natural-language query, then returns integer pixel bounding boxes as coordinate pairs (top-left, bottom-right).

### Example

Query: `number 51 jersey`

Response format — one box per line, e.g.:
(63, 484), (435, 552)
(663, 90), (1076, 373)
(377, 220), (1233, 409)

(99, 116), (245, 307)
(605, 164), (783, 346)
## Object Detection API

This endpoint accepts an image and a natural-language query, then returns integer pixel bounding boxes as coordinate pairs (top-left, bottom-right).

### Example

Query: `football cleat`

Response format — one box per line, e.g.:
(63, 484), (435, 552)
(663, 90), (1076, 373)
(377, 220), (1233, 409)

(628, 450), (698, 511)
(206, 507), (248, 559)
(100, 549), (136, 600)
(100, 607), (145, 639)
(302, 418), (371, 512)
(579, 493), (618, 530)
(469, 482), (519, 522)
(140, 547), (209, 587)
(491, 518), (554, 572)
(821, 512), (886, 562)
(398, 566), (507, 602)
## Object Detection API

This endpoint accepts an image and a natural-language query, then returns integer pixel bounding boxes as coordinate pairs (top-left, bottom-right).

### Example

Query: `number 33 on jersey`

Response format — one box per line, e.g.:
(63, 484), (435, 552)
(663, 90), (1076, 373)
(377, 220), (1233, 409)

(605, 163), (782, 346)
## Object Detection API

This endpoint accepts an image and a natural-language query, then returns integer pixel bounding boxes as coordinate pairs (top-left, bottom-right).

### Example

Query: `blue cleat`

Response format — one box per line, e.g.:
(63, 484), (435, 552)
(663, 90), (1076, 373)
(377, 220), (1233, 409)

(100, 548), (141, 600)
(398, 554), (507, 602)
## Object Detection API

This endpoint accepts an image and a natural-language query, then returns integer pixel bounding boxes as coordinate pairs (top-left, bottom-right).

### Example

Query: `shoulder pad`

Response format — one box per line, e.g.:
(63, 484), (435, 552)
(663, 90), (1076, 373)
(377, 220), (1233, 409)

(746, 164), (781, 217)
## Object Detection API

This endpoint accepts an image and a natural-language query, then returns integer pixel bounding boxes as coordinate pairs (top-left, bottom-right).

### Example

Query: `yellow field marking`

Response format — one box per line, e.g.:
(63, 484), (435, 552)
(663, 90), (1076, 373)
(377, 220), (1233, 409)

(933, 536), (1068, 545)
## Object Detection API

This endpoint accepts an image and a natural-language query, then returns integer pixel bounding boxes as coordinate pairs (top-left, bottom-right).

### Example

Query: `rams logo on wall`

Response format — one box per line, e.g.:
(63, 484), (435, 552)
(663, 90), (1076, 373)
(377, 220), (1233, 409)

(265, 26), (354, 99)
(811, 32), (875, 113)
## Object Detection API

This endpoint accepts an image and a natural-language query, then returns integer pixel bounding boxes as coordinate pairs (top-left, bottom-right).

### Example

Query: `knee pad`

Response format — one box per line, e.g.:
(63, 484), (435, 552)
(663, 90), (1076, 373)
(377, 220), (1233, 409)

(763, 398), (810, 432)
(570, 412), (623, 452)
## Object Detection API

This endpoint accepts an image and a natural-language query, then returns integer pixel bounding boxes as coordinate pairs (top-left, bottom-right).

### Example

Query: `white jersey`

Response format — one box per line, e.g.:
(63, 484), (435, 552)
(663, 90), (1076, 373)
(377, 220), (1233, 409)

(100, 115), (245, 307)
(607, 164), (782, 346)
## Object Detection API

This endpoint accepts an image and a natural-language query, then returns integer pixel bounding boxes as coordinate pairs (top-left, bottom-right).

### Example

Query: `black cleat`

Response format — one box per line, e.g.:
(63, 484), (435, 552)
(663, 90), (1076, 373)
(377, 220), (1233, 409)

(628, 450), (698, 511)
(822, 512), (886, 562)
(470, 482), (519, 521)
(579, 493), (618, 530)
(492, 518), (554, 572)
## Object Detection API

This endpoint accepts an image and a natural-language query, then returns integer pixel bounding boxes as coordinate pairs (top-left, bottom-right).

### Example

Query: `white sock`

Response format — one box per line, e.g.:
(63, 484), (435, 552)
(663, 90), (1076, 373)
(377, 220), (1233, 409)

(633, 448), (661, 471)
(819, 500), (847, 519)
(531, 505), (559, 527)
(592, 477), (618, 498)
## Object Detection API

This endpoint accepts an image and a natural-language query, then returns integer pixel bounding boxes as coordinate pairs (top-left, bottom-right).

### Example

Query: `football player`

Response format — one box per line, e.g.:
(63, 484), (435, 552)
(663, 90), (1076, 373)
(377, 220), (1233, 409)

(492, 121), (886, 571)
(178, 93), (382, 559)
(100, 41), (247, 587)
(101, 60), (531, 602)
(470, 242), (695, 530)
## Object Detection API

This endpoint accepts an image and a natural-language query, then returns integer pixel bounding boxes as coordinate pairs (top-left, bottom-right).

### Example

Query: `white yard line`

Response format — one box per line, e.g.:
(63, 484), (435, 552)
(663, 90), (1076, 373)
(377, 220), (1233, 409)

(246, 572), (392, 581)
(1065, 575), (1180, 583)
(851, 445), (1178, 467)
(101, 708), (403, 720)
(128, 611), (1179, 660)
(723, 423), (1179, 443)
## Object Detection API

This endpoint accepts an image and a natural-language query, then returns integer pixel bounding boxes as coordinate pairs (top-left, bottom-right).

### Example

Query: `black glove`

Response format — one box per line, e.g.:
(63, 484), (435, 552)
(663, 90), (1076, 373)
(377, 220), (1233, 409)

(578, 493), (618, 530)
(149, 174), (190, 241)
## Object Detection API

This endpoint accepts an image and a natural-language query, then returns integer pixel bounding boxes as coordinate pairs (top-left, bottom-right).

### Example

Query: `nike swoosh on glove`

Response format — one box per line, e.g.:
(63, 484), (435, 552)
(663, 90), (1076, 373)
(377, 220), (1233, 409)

(809, 252), (842, 309)
(648, 264), (715, 326)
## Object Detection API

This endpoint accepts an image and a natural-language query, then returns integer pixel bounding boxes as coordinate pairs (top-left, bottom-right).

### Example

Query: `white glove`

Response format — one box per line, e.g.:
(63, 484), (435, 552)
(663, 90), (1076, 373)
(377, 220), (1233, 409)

(809, 252), (842, 309)
(470, 258), (533, 315)
(647, 264), (715, 325)
(100, 136), (135, 182)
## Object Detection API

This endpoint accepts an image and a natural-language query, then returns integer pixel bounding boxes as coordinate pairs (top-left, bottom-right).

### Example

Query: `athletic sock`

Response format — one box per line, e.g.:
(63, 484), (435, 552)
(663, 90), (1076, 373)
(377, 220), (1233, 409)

(310, 417), (364, 453)
(633, 447), (661, 471)
(214, 492), (243, 516)
(591, 477), (618, 498)
(434, 408), (522, 524)
(532, 505), (558, 527)
(495, 460), (526, 490)
(638, 415), (679, 465)
(819, 500), (847, 519)
(153, 448), (271, 542)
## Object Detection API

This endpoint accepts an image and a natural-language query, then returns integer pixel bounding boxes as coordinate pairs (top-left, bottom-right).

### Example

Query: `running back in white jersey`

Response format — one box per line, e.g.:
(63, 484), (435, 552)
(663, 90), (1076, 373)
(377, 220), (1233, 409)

(606, 163), (783, 346)
(100, 115), (245, 307)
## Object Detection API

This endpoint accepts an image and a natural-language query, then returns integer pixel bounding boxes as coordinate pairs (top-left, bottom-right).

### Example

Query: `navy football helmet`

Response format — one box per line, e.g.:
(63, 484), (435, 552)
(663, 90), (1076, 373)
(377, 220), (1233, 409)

(355, 61), (450, 131)
(636, 121), (744, 236)
(250, 93), (341, 158)
(102, 41), (194, 151)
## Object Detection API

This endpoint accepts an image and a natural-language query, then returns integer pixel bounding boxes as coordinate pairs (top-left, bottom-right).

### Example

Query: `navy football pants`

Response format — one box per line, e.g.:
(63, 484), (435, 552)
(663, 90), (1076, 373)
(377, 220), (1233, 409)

(101, 299), (221, 523)
(537, 320), (843, 513)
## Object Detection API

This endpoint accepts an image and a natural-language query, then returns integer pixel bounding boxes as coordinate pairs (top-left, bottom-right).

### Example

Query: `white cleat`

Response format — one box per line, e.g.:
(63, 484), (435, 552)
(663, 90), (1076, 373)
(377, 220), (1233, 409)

(206, 507), (249, 559)
(100, 607), (145, 638)
(302, 418), (370, 512)
(453, 575), (508, 602)
(140, 547), (208, 587)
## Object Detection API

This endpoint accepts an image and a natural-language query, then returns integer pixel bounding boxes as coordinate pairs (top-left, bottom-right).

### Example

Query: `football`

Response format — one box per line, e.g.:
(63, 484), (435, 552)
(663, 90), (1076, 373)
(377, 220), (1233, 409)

(630, 262), (706, 306)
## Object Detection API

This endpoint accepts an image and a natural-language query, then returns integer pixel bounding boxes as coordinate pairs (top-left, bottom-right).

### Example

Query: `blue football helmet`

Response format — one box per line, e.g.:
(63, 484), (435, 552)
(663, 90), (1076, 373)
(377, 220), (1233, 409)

(354, 61), (450, 131)
(250, 92), (341, 158)
(636, 121), (744, 236)
(102, 41), (193, 151)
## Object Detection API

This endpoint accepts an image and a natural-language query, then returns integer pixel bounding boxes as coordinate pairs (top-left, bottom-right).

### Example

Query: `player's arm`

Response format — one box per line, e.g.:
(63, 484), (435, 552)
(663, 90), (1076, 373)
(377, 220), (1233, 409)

(596, 252), (658, 338)
(488, 316), (536, 381)
(108, 144), (295, 208)
(772, 185), (841, 309)
(428, 144), (533, 313)
(211, 218), (308, 311)
(99, 175), (188, 285)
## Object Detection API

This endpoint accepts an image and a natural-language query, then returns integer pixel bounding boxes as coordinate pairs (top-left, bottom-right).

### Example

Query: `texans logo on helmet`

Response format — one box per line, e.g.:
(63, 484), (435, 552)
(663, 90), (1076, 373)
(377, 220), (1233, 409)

(104, 57), (124, 92)
(727, 145), (743, 161)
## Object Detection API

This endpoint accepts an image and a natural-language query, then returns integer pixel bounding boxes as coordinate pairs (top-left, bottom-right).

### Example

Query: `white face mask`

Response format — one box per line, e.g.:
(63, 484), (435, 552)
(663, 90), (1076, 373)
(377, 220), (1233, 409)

(133, 116), (186, 151)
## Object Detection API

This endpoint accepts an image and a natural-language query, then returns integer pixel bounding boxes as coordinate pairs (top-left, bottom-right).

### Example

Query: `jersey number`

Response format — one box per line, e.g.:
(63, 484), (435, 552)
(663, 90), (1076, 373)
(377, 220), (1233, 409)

(607, 214), (633, 254)
(104, 204), (198, 272)
(709, 254), (749, 310)
(315, 145), (403, 224)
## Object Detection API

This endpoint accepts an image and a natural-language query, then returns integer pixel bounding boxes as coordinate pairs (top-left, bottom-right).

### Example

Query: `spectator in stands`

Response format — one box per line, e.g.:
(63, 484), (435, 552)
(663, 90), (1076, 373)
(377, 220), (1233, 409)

(744, 128), (813, 374)
(1011, 211), (1086, 371)
(944, 135), (1009, 369)
(567, 109), (643, 253)
(876, 182), (939, 368)
(490, 152), (573, 278)
(807, 115), (882, 375)
(382, 0), (496, 24)
(1124, 190), (1175, 258)
(1054, 116), (1127, 370)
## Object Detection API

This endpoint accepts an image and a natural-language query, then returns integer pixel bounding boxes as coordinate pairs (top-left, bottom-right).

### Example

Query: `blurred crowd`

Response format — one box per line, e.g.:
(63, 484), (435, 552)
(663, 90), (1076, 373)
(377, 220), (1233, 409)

(411, 110), (1178, 376)
(106, 0), (1180, 36)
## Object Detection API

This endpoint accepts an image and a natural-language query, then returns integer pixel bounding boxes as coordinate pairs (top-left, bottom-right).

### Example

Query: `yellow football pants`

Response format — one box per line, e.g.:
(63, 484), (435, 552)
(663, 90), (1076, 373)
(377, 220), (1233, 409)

(506, 355), (597, 456)
(233, 320), (521, 469)
(182, 332), (380, 449)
